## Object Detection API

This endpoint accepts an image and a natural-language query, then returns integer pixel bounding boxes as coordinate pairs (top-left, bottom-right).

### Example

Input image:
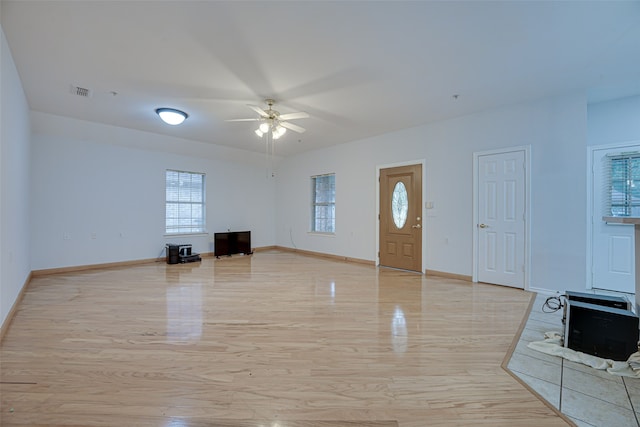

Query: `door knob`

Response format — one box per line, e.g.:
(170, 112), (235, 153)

(412, 224), (422, 229)
(478, 224), (488, 228)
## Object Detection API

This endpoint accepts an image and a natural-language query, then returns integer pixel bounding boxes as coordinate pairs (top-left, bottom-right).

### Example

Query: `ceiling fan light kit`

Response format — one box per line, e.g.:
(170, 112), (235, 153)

(273, 125), (286, 139)
(227, 99), (309, 140)
(156, 108), (188, 125)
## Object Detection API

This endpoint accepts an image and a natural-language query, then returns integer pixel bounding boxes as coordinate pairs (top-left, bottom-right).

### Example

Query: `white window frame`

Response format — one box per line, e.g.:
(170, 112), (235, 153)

(165, 169), (206, 235)
(311, 173), (336, 234)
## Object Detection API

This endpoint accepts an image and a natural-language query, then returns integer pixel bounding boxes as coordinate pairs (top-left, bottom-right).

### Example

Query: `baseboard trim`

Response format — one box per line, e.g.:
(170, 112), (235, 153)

(274, 246), (375, 266)
(425, 269), (472, 282)
(28, 251), (471, 281)
(31, 247), (289, 276)
(0, 272), (32, 344)
(31, 257), (162, 276)
(253, 245), (278, 252)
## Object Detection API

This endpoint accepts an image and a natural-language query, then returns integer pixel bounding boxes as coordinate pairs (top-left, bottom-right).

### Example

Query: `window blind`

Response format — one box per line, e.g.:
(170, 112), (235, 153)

(311, 173), (335, 233)
(604, 152), (640, 217)
(165, 170), (206, 234)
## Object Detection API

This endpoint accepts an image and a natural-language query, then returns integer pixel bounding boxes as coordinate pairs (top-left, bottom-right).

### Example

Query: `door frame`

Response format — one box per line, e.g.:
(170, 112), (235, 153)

(472, 146), (531, 289)
(376, 159), (427, 273)
(586, 140), (640, 292)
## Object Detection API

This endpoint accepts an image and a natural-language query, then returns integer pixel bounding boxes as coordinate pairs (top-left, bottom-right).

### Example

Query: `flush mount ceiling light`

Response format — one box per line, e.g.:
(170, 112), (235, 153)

(156, 108), (188, 125)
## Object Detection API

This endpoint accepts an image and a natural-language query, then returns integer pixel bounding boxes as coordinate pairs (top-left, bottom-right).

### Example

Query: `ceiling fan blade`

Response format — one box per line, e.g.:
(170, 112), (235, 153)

(281, 121), (306, 134)
(226, 118), (261, 122)
(248, 104), (268, 117)
(278, 112), (309, 121)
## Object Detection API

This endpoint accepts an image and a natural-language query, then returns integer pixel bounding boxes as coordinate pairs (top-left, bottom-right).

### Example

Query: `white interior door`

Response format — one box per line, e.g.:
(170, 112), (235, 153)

(476, 150), (526, 288)
(591, 146), (636, 294)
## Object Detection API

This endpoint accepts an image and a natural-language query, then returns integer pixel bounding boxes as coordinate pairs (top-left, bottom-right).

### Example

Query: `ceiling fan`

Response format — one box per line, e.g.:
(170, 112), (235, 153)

(227, 99), (309, 139)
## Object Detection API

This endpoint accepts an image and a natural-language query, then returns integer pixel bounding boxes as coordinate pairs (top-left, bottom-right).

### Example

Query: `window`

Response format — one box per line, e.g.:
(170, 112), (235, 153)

(391, 181), (408, 228)
(311, 173), (335, 233)
(606, 153), (640, 217)
(165, 170), (205, 234)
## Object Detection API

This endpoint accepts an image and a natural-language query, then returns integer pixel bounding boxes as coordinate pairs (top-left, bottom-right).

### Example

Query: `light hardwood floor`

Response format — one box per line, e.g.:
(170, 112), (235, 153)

(0, 250), (569, 426)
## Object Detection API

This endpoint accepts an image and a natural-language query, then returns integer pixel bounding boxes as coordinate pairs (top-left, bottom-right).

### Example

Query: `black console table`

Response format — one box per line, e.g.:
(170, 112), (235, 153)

(214, 231), (252, 258)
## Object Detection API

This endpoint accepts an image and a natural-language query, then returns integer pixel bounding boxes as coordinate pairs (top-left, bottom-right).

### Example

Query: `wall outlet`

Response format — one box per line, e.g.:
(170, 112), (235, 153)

(63, 232), (71, 240)
(91, 232), (97, 240)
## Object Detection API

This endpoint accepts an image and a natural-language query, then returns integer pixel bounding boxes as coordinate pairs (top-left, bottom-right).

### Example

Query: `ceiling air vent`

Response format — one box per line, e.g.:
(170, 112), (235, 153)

(70, 85), (92, 98)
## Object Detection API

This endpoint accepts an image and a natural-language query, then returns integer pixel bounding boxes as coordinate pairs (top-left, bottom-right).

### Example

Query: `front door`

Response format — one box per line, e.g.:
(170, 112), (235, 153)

(379, 164), (422, 272)
(476, 150), (526, 288)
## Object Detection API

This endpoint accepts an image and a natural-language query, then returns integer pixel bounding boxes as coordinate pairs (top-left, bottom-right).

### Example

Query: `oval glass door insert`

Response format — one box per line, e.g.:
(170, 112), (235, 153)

(392, 182), (408, 228)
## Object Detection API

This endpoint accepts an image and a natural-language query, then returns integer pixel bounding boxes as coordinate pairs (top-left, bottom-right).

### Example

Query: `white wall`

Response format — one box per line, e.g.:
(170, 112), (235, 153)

(588, 95), (640, 146)
(1, 25), (31, 327)
(30, 112), (276, 270)
(276, 93), (588, 294)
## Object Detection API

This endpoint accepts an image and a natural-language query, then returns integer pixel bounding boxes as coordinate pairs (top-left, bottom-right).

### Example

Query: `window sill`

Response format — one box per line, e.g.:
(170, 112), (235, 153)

(164, 232), (209, 238)
(308, 231), (336, 237)
(603, 217), (640, 224)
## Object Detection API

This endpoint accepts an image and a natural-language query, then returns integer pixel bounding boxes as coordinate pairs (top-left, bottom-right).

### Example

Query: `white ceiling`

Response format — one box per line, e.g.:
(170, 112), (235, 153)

(2, 1), (640, 156)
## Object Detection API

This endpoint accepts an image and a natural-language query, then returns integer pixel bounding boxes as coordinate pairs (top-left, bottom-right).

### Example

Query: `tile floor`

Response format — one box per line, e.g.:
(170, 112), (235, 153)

(507, 294), (640, 427)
